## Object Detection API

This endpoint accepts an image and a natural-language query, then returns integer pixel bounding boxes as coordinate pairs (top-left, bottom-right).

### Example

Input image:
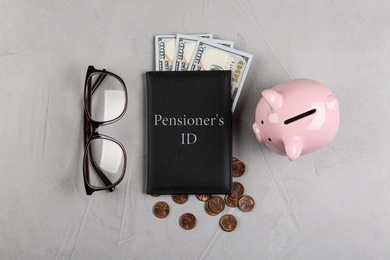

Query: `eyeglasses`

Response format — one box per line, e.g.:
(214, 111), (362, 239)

(83, 66), (128, 195)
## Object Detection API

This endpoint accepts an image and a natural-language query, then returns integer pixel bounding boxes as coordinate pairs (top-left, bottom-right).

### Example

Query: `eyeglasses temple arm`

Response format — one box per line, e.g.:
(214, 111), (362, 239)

(91, 69), (107, 95)
(88, 148), (115, 192)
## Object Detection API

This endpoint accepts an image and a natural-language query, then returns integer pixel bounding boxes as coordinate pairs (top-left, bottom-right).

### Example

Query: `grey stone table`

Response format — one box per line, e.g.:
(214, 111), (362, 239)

(1, 0), (389, 259)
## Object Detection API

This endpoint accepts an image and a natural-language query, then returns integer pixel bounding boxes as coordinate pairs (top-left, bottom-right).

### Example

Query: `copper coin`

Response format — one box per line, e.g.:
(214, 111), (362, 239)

(153, 201), (170, 218)
(238, 195), (255, 212)
(232, 157), (239, 163)
(179, 213), (196, 230)
(204, 202), (218, 216)
(220, 214), (238, 232)
(171, 194), (188, 204)
(150, 194), (160, 197)
(196, 194), (212, 202)
(207, 196), (225, 214)
(225, 194), (238, 207)
(232, 160), (245, 177)
(231, 182), (244, 199)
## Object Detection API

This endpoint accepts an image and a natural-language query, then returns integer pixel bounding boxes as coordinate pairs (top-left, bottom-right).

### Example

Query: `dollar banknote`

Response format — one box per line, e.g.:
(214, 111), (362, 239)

(155, 35), (176, 71)
(172, 34), (212, 71)
(173, 35), (234, 71)
(155, 34), (212, 71)
(189, 39), (253, 111)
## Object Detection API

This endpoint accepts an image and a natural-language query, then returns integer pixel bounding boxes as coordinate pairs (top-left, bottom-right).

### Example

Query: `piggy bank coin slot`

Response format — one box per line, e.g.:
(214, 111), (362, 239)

(284, 109), (316, 125)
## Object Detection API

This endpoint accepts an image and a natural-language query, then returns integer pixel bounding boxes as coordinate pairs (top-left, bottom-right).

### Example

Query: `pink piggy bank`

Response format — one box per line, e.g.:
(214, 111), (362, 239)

(252, 79), (339, 160)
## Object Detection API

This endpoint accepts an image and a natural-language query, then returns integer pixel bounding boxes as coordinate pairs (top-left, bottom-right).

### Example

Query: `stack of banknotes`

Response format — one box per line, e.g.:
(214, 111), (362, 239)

(154, 34), (253, 111)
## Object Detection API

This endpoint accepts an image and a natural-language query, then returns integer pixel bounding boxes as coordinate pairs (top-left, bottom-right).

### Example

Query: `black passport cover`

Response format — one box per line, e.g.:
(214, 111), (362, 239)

(146, 71), (232, 194)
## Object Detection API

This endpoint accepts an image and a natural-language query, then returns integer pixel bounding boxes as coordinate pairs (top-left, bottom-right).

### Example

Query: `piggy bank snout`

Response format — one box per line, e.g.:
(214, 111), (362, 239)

(252, 122), (264, 143)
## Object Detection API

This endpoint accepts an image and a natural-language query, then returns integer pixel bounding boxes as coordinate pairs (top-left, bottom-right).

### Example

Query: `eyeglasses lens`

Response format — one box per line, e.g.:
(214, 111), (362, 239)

(87, 138), (125, 188)
(87, 73), (126, 122)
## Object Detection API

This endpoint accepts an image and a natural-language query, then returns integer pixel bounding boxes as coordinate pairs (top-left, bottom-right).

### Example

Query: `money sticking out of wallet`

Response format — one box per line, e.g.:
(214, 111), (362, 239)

(154, 34), (253, 111)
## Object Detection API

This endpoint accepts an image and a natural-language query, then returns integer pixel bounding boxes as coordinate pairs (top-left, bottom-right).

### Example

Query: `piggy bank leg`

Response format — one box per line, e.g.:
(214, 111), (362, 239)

(283, 137), (303, 161)
(252, 123), (264, 143)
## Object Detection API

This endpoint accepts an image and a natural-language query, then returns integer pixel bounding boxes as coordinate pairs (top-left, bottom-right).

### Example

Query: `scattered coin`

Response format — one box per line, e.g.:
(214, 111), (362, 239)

(196, 194), (212, 202)
(150, 194), (160, 197)
(232, 157), (239, 163)
(220, 214), (238, 232)
(225, 194), (238, 207)
(238, 195), (255, 212)
(232, 159), (245, 177)
(153, 201), (170, 219)
(171, 194), (188, 204)
(231, 182), (244, 199)
(179, 213), (196, 230)
(207, 196), (225, 214)
(204, 202), (218, 216)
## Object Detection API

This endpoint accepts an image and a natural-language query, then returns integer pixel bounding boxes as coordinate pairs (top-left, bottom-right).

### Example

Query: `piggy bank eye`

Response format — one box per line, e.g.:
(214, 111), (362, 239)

(268, 138), (272, 142)
(261, 120), (264, 124)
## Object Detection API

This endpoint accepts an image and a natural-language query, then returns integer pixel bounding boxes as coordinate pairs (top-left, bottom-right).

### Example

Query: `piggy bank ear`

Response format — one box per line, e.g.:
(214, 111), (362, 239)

(283, 137), (303, 161)
(262, 89), (283, 111)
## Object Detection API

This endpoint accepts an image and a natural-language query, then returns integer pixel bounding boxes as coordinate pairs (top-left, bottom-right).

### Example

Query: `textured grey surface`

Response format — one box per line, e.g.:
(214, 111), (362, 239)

(1, 0), (390, 259)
